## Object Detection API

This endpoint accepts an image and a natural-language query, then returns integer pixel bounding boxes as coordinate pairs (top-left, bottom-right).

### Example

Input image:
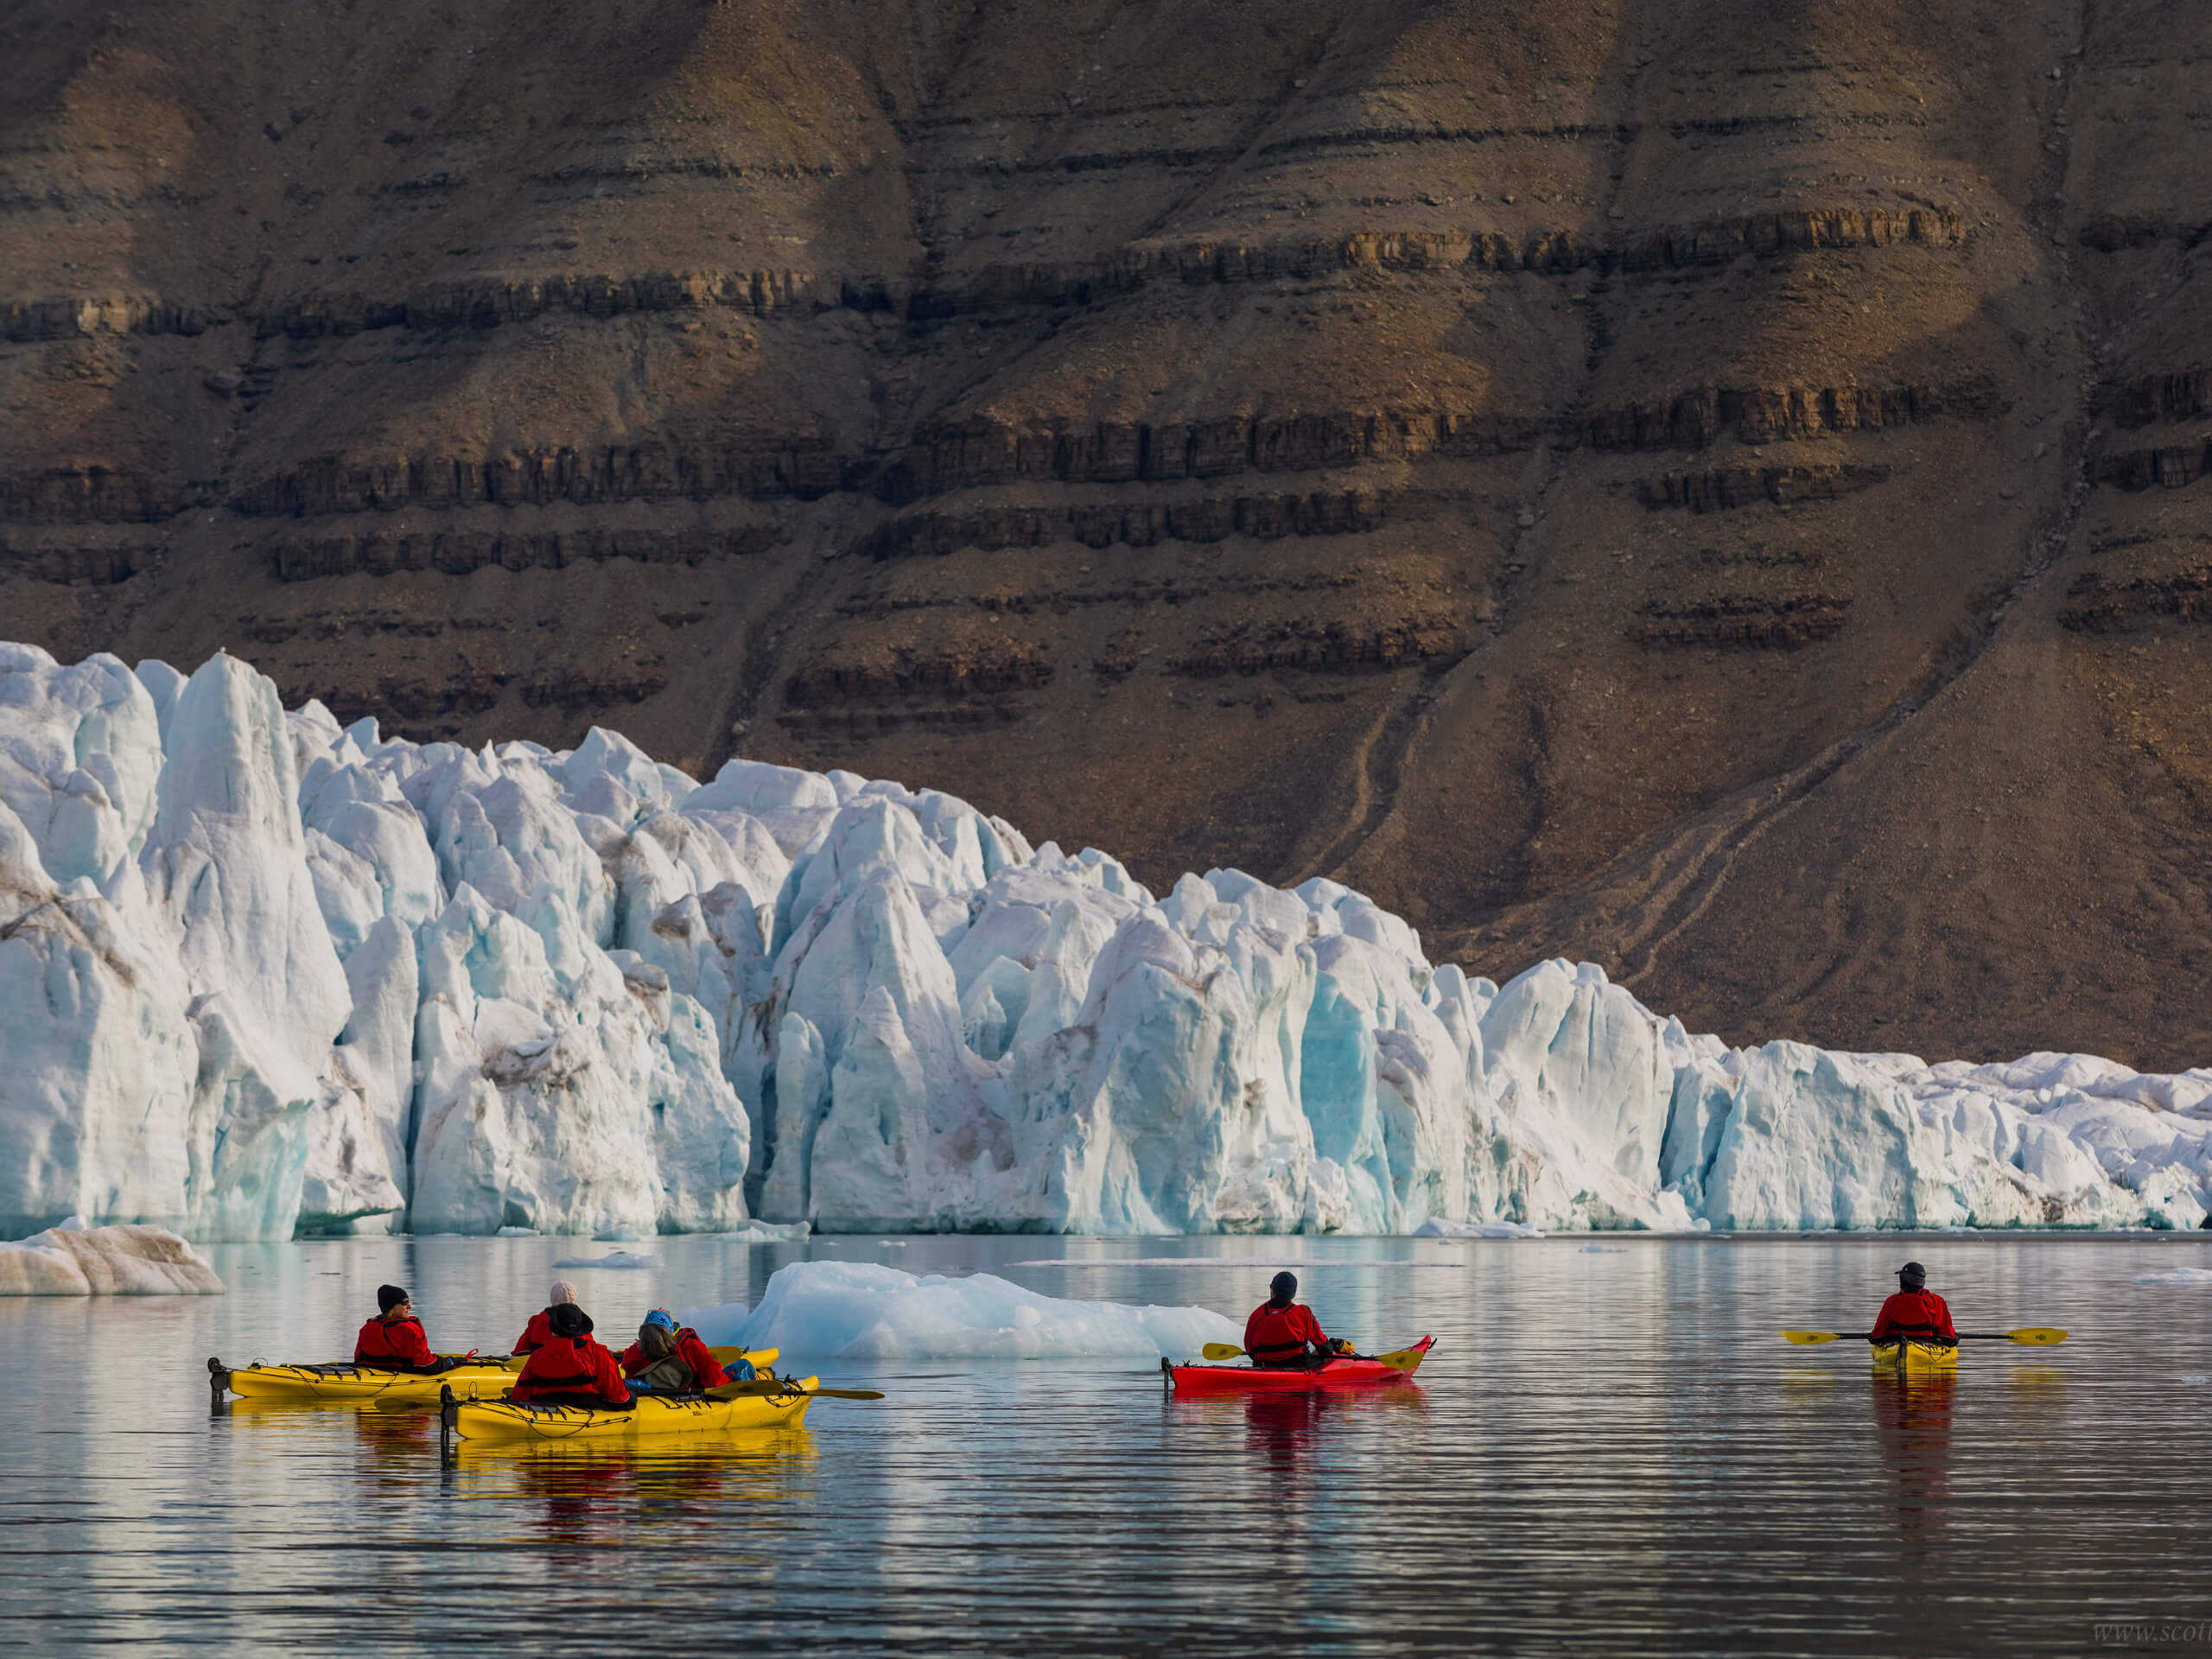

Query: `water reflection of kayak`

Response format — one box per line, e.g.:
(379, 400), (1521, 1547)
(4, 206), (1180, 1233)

(1163, 1336), (1433, 1395)
(450, 1423), (815, 1469)
(1870, 1338), (1959, 1376)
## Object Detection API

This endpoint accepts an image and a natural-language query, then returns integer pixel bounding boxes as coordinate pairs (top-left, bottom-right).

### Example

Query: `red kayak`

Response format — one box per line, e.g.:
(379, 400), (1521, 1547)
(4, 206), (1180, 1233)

(1163, 1337), (1434, 1395)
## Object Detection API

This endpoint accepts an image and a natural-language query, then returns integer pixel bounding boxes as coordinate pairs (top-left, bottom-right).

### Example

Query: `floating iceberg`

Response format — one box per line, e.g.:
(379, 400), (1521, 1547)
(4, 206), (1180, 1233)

(675, 1300), (755, 1349)
(5, 641), (2212, 1240)
(1007, 1255), (1466, 1269)
(0, 1218), (224, 1294)
(730, 1261), (1239, 1359)
(1413, 1218), (1546, 1239)
(549, 1250), (665, 1270)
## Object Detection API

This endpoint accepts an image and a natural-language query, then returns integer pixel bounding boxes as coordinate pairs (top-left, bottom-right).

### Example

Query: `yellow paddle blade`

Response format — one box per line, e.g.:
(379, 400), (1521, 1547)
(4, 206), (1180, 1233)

(1371, 1344), (1428, 1371)
(1780, 1331), (1844, 1345)
(2006, 1327), (2067, 1345)
(708, 1345), (779, 1369)
(1200, 1342), (1246, 1362)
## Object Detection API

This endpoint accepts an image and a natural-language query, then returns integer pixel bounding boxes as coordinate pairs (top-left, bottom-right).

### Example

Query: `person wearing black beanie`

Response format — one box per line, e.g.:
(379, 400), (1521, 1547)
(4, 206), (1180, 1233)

(354, 1285), (467, 1374)
(1242, 1271), (1352, 1369)
(1870, 1262), (1957, 1346)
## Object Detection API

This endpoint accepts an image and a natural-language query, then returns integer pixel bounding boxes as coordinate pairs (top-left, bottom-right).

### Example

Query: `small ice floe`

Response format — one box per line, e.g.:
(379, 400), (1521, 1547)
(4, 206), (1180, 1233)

(1413, 1217), (1545, 1239)
(495, 1226), (538, 1237)
(731, 1261), (1238, 1360)
(708, 1220), (810, 1243)
(2133, 1267), (2212, 1286)
(1580, 1245), (1628, 1254)
(0, 1219), (224, 1294)
(551, 1250), (664, 1270)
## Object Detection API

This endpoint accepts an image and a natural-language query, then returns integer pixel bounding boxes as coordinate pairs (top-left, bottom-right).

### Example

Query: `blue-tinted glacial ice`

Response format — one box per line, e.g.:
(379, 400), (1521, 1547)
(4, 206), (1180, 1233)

(3, 643), (2210, 1240)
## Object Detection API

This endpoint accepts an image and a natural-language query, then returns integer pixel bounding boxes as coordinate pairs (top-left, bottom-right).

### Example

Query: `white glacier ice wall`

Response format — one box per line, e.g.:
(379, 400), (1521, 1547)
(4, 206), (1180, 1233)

(3, 642), (2209, 1240)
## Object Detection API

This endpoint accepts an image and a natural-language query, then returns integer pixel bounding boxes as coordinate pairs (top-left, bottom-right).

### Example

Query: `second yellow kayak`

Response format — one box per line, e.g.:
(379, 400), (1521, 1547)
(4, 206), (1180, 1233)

(451, 1377), (819, 1442)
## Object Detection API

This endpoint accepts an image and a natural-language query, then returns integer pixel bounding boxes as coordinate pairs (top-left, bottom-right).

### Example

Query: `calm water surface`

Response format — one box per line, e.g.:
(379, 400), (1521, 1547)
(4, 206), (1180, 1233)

(3, 1232), (2209, 1656)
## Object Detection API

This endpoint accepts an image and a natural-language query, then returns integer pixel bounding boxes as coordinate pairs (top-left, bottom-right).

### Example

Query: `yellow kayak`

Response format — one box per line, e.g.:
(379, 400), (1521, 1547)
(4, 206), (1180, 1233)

(211, 1347), (777, 1404)
(450, 1376), (819, 1443)
(1870, 1339), (1959, 1376)
(212, 1357), (518, 1402)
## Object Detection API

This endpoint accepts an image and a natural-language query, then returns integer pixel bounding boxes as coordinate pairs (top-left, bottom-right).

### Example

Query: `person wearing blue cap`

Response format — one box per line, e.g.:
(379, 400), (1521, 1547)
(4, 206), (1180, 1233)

(615, 1307), (739, 1394)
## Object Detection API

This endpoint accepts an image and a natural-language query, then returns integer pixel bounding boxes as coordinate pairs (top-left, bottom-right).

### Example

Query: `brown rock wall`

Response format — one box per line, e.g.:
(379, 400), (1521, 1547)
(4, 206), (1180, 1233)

(7, 0), (2212, 1068)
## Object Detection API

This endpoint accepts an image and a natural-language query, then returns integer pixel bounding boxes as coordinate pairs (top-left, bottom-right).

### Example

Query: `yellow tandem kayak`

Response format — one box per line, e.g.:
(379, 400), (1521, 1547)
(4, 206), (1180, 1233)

(212, 1357), (518, 1402)
(1870, 1339), (1959, 1376)
(210, 1347), (778, 1404)
(449, 1376), (819, 1443)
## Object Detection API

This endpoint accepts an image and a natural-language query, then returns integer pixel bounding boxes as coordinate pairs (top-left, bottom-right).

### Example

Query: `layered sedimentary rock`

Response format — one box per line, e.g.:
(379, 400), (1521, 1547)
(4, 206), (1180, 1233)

(3, 0), (2210, 1066)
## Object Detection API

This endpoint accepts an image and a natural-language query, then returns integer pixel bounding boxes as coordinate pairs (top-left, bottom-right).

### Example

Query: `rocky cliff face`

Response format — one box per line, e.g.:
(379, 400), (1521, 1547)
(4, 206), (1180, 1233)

(4, 0), (2208, 1067)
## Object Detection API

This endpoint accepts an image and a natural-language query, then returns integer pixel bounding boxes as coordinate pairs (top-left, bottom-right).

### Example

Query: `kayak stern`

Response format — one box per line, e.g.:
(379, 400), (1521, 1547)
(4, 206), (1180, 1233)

(1870, 1338), (1959, 1376)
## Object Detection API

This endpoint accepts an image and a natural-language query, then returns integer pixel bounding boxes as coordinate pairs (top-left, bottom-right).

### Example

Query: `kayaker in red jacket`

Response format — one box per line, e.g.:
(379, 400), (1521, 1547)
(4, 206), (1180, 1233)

(355, 1285), (466, 1373)
(512, 1280), (581, 1356)
(617, 1309), (730, 1393)
(1871, 1262), (1957, 1343)
(510, 1302), (632, 1408)
(1245, 1272), (1350, 1368)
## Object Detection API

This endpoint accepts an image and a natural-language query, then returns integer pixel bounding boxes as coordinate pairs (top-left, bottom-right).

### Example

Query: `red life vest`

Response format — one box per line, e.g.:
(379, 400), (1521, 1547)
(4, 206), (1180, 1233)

(1871, 1289), (1956, 1342)
(512, 1308), (555, 1356)
(512, 1335), (630, 1404)
(354, 1314), (435, 1370)
(1243, 1301), (1328, 1364)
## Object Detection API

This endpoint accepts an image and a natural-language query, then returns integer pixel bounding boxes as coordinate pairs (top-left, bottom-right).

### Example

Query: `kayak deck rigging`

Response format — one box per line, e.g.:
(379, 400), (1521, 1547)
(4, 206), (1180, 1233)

(442, 1376), (818, 1443)
(1870, 1338), (1959, 1375)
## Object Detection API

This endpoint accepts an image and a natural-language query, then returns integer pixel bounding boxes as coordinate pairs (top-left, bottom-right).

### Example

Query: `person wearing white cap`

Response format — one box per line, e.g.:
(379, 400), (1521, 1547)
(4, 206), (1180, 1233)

(511, 1280), (582, 1356)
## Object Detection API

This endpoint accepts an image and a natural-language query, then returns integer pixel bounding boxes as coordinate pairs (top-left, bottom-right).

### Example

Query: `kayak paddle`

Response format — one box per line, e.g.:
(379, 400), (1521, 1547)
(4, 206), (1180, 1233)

(1196, 1341), (1430, 1369)
(703, 1378), (886, 1402)
(1369, 1343), (1431, 1370)
(1781, 1328), (2068, 1346)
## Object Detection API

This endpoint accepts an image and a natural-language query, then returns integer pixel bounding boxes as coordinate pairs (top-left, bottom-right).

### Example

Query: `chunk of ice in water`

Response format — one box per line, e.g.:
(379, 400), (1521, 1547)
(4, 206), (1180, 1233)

(733, 1260), (1237, 1361)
